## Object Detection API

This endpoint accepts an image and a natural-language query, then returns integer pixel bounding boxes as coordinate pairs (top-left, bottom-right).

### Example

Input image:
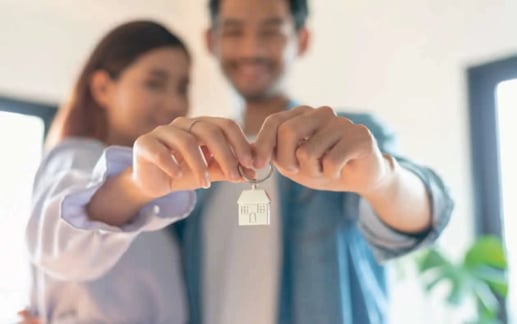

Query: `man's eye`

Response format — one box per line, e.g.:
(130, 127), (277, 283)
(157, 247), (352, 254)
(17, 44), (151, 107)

(222, 29), (242, 37)
(261, 29), (282, 37)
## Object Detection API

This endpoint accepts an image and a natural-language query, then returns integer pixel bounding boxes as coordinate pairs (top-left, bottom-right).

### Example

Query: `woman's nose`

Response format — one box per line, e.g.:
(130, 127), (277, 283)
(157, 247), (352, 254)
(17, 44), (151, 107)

(163, 95), (188, 116)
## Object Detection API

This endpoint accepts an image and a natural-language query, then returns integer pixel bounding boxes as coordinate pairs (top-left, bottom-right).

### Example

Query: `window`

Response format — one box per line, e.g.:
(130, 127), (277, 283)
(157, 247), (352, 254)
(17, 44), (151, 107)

(468, 55), (517, 323)
(496, 80), (517, 323)
(0, 96), (55, 322)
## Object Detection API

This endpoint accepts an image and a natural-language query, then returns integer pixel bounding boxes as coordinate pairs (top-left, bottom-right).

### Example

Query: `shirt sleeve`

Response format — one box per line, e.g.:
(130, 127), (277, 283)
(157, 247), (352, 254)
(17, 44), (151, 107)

(357, 160), (454, 262)
(26, 139), (196, 282)
(340, 113), (454, 262)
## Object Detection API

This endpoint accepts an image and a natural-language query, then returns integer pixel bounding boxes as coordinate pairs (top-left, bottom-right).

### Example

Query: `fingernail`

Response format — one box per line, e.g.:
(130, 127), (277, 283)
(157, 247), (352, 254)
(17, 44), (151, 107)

(242, 156), (254, 168)
(254, 158), (266, 169)
(231, 169), (241, 180)
(201, 173), (210, 188)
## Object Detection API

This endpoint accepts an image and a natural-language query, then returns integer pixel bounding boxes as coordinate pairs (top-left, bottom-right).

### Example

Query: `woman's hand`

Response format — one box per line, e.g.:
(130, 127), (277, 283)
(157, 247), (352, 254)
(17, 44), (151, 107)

(88, 116), (255, 226)
(17, 310), (40, 324)
(132, 116), (254, 198)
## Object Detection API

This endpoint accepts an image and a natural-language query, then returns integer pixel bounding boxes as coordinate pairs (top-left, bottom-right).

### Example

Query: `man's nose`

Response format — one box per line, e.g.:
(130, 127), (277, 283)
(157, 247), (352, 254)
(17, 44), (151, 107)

(238, 32), (265, 57)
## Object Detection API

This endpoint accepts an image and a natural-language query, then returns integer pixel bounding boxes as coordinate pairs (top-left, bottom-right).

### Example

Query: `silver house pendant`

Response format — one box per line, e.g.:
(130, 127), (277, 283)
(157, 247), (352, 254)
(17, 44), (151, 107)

(237, 163), (273, 226)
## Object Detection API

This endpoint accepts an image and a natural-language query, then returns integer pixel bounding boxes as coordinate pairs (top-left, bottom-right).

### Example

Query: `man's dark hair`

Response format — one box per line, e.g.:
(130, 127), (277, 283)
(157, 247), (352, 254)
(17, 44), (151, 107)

(208, 0), (309, 30)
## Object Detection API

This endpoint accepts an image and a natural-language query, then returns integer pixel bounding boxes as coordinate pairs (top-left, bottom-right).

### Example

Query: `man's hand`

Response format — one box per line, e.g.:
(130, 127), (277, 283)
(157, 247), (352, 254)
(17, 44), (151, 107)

(253, 106), (391, 194)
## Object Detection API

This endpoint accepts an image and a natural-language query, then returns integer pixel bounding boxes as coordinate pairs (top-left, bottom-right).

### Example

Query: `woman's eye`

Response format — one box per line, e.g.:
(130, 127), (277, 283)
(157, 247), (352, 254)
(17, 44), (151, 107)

(144, 79), (165, 90)
(178, 84), (189, 97)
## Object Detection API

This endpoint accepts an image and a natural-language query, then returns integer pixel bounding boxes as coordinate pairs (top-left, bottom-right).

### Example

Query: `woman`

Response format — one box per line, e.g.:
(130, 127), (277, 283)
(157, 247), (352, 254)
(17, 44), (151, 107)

(22, 20), (253, 323)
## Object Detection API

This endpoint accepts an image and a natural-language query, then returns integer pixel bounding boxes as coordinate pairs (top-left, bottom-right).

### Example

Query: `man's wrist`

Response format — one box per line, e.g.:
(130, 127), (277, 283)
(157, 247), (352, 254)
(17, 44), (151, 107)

(361, 153), (399, 202)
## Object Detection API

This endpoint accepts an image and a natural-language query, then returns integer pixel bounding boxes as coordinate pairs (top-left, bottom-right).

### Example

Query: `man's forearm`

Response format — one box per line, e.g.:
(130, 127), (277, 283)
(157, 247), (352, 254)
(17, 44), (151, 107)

(362, 155), (432, 234)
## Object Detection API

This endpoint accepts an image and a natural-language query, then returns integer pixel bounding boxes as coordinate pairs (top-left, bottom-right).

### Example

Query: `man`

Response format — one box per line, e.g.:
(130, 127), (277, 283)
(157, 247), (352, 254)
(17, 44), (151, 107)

(172, 0), (453, 323)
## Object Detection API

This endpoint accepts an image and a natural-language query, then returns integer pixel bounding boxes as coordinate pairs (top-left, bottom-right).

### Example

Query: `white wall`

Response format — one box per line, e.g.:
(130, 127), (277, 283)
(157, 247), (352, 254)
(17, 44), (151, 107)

(1, 0), (516, 322)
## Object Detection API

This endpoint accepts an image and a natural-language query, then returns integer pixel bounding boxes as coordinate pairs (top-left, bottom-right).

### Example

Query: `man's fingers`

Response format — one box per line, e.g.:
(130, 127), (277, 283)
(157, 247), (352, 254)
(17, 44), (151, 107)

(254, 105), (312, 169)
(276, 106), (336, 171)
(322, 124), (373, 178)
(295, 123), (343, 177)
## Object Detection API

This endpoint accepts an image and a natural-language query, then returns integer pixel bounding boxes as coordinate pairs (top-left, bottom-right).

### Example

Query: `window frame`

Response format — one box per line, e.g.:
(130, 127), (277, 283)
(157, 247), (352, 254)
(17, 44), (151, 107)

(0, 95), (57, 139)
(467, 54), (517, 323)
(0, 95), (57, 320)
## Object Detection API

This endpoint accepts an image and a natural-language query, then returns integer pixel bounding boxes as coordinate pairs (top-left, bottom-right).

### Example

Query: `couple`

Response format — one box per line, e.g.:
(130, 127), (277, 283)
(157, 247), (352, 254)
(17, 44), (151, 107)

(24, 0), (453, 323)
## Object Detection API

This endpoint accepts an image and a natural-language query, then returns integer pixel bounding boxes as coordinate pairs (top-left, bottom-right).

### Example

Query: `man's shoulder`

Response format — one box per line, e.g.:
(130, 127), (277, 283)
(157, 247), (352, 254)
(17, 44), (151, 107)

(337, 110), (380, 125)
(336, 110), (395, 142)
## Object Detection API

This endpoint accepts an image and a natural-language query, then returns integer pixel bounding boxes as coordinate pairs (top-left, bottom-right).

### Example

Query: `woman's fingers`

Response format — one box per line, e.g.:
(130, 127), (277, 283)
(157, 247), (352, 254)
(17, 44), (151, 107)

(17, 310), (41, 324)
(134, 117), (255, 193)
(133, 134), (182, 179)
(186, 120), (241, 181)
(211, 118), (254, 169)
(170, 117), (253, 182)
(152, 124), (210, 187)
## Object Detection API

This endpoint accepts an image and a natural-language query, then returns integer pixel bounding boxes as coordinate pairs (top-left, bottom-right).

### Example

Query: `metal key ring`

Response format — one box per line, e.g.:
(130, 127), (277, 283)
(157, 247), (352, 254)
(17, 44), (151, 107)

(238, 163), (273, 184)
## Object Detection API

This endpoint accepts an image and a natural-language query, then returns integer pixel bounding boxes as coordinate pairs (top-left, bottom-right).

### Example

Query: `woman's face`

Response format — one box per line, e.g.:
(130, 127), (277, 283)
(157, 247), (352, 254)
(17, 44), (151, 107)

(102, 47), (190, 146)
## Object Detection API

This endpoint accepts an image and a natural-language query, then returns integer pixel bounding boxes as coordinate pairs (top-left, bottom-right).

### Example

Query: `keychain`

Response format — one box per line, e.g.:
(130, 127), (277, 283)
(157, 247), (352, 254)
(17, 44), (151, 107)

(237, 163), (273, 226)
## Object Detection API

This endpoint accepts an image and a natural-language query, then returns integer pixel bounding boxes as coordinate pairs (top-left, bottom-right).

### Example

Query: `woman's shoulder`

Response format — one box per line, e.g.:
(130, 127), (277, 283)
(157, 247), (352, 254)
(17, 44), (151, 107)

(41, 137), (107, 174)
(50, 137), (106, 153)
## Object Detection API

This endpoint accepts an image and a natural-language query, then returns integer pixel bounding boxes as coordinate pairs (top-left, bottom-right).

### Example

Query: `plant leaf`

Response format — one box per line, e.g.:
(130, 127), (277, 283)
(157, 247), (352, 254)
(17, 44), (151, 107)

(464, 236), (507, 269)
(417, 248), (450, 273)
(472, 280), (499, 316)
(433, 266), (468, 305)
(470, 266), (508, 297)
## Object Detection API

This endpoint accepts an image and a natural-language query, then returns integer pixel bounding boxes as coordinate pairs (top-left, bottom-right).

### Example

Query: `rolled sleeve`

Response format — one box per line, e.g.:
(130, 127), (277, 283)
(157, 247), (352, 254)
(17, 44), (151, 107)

(27, 140), (197, 281)
(358, 158), (454, 262)
(337, 112), (454, 262)
(61, 145), (196, 234)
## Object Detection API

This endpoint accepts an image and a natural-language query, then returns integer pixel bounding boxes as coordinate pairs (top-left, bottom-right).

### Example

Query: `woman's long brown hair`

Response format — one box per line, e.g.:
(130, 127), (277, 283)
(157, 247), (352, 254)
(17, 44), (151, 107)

(45, 20), (189, 150)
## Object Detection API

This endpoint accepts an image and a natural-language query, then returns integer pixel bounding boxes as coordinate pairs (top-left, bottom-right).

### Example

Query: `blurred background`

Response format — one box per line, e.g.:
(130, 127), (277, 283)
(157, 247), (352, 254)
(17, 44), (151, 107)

(0, 0), (515, 322)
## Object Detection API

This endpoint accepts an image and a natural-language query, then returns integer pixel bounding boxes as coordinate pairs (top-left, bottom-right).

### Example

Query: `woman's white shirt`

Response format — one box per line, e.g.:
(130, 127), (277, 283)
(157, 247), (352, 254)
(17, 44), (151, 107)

(26, 138), (195, 323)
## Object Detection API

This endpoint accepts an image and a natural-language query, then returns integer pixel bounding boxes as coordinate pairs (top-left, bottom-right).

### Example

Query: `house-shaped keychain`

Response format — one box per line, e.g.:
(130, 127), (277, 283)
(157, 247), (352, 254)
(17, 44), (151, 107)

(237, 185), (271, 226)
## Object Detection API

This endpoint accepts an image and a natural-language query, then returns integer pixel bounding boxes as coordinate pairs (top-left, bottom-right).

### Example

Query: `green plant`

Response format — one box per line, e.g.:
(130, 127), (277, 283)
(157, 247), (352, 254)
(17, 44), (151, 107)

(416, 235), (508, 324)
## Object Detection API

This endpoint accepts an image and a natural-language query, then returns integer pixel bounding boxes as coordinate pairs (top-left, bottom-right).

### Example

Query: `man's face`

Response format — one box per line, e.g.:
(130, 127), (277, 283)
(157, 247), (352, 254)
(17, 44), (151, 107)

(209, 0), (307, 101)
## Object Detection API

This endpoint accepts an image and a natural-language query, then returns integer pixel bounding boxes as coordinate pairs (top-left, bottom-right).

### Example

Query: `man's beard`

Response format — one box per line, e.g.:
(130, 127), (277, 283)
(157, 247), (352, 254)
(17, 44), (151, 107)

(222, 58), (282, 101)
(235, 84), (279, 102)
